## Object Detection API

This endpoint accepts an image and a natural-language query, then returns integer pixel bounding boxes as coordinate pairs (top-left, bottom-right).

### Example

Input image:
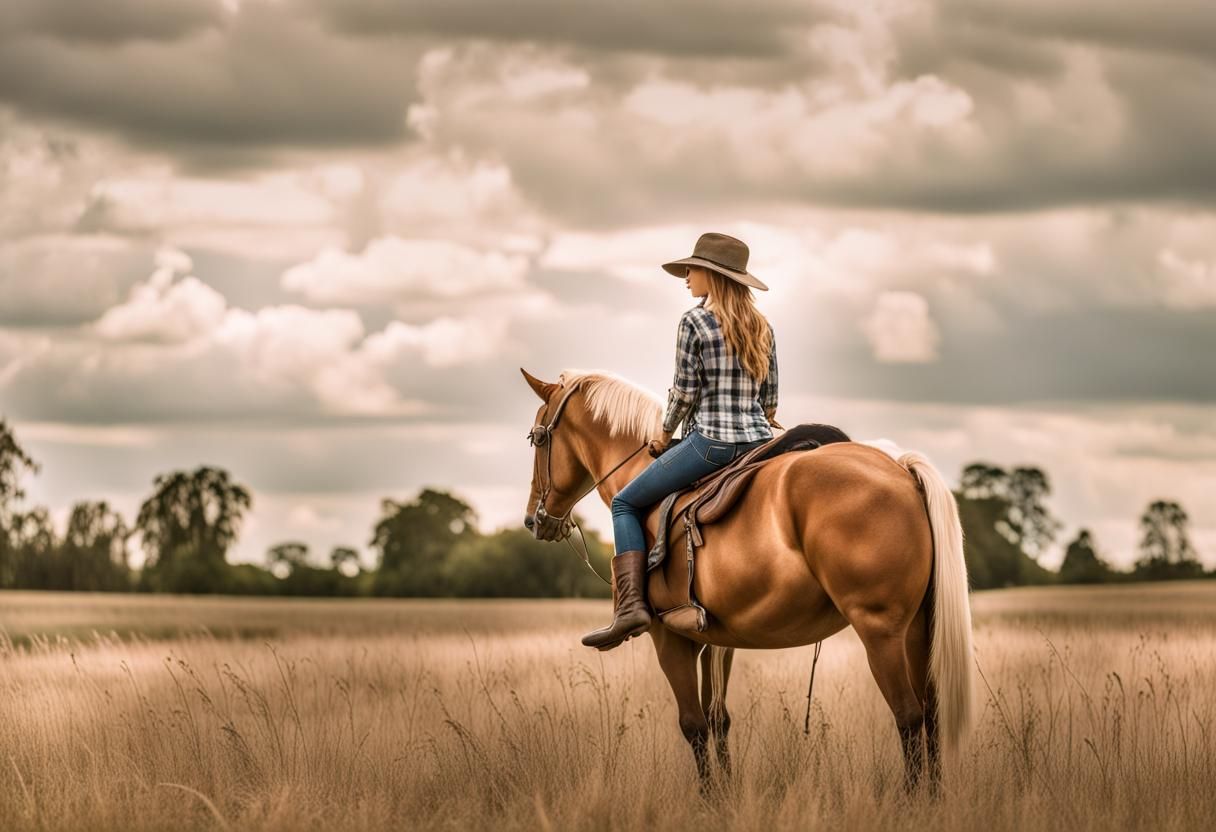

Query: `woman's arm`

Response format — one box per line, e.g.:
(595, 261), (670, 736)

(655, 313), (701, 454)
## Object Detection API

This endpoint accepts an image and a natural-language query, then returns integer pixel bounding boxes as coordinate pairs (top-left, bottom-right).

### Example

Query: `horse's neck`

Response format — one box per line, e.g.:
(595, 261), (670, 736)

(580, 429), (653, 506)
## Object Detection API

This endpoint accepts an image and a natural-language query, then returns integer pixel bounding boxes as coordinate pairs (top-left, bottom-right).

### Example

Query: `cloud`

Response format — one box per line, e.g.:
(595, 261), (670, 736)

(3, 1), (1215, 219)
(401, 40), (994, 224)
(540, 225), (708, 284)
(940, 0), (1216, 63)
(281, 237), (531, 305)
(861, 291), (941, 363)
(1158, 249), (1216, 309)
(537, 219), (995, 322)
(0, 242), (557, 423)
(95, 248), (228, 343)
(0, 0), (222, 45)
(213, 304), (409, 414)
(71, 152), (546, 263)
(0, 328), (51, 389)
(0, 2), (422, 157)
(386, 9), (1216, 223)
(374, 155), (546, 249)
(0, 234), (150, 326)
(0, 111), (119, 239)
(309, 0), (829, 57)
(884, 1), (1216, 211)
(361, 317), (510, 369)
(80, 169), (345, 259)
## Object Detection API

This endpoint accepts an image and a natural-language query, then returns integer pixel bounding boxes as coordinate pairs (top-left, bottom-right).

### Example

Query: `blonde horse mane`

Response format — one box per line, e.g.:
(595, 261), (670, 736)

(557, 368), (664, 440)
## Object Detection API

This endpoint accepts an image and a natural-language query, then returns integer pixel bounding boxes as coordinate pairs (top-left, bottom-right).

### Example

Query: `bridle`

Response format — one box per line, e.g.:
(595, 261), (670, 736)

(527, 382), (651, 584)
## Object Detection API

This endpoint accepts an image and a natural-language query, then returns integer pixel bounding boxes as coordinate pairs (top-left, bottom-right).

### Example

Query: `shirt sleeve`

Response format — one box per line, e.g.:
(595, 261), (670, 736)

(758, 325), (778, 416)
(662, 312), (702, 435)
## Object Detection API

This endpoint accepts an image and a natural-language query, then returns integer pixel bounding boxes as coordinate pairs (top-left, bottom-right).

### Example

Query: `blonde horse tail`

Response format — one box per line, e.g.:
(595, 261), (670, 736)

(898, 451), (975, 754)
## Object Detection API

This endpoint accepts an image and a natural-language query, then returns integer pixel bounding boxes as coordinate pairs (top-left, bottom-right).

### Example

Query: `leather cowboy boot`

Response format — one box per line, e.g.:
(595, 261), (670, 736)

(581, 550), (651, 650)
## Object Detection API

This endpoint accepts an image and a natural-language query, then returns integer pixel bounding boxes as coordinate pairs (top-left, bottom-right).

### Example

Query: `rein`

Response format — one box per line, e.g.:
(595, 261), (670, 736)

(527, 383), (651, 585)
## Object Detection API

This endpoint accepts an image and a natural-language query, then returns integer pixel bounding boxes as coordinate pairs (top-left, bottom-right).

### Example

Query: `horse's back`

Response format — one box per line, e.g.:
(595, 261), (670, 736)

(675, 441), (932, 648)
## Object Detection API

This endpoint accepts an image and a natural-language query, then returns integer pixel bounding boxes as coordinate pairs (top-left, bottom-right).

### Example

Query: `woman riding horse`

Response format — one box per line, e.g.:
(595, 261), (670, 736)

(582, 232), (783, 651)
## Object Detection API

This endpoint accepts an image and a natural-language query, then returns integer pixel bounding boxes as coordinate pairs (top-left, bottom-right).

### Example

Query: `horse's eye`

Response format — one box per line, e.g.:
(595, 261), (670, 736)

(528, 427), (548, 446)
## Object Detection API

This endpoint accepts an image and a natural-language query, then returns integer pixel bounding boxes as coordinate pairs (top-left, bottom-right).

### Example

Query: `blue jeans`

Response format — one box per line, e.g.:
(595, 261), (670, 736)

(611, 428), (770, 556)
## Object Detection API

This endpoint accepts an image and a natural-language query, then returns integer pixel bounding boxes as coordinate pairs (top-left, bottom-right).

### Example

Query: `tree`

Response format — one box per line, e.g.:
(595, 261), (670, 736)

(442, 517), (612, 598)
(1134, 500), (1201, 580)
(60, 501), (132, 591)
(0, 419), (39, 587)
(999, 467), (1062, 560)
(5, 507), (57, 589)
(960, 462), (1008, 500)
(268, 541), (310, 574)
(371, 488), (478, 596)
(267, 540), (357, 597)
(955, 491), (1054, 589)
(0, 418), (38, 509)
(956, 461), (1061, 586)
(330, 546), (360, 575)
(224, 563), (281, 596)
(136, 466), (252, 593)
(1058, 529), (1113, 584)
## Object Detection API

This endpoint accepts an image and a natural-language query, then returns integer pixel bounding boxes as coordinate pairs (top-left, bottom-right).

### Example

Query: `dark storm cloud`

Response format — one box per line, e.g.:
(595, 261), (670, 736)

(4, 0), (1214, 217)
(870, 1), (1216, 213)
(948, 0), (1216, 63)
(892, 11), (1068, 82)
(0, 3), (421, 157)
(308, 0), (828, 57)
(0, 0), (222, 44)
(894, 1), (1216, 81)
(379, 25), (1216, 227)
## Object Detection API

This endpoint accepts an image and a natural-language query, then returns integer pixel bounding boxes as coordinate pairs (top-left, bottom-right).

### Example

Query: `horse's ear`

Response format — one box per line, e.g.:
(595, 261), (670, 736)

(520, 368), (557, 402)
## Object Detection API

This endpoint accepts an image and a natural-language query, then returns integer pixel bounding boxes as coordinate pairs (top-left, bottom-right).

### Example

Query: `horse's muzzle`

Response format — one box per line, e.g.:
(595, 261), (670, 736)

(527, 507), (570, 541)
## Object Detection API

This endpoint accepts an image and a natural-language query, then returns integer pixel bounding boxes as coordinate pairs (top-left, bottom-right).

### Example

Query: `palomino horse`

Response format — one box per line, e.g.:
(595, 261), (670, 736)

(520, 368), (975, 791)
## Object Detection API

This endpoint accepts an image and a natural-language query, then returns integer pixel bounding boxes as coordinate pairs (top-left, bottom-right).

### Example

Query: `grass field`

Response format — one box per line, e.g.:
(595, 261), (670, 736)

(2, 583), (1215, 831)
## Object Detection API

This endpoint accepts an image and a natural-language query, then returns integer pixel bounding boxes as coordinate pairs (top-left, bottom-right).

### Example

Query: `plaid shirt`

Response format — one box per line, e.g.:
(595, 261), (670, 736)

(662, 300), (778, 443)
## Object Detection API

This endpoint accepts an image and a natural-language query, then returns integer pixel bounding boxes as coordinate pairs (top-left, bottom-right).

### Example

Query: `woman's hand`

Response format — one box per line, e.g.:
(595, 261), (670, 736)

(648, 431), (675, 458)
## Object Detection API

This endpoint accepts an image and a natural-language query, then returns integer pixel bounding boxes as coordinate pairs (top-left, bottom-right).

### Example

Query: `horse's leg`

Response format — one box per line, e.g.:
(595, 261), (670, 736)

(699, 646), (736, 777)
(651, 625), (712, 788)
(853, 616), (925, 793)
(904, 601), (940, 794)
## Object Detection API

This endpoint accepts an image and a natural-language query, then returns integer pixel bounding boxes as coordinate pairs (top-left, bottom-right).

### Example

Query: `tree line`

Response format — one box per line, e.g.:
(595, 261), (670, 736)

(955, 462), (1205, 587)
(0, 418), (1207, 596)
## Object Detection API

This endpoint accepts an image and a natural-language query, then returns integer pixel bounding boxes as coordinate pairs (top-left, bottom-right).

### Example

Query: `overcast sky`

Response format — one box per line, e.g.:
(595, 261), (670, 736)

(2, 0), (1213, 570)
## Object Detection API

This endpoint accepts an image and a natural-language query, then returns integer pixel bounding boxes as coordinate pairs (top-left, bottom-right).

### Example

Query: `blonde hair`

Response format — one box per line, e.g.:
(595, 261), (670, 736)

(703, 270), (773, 384)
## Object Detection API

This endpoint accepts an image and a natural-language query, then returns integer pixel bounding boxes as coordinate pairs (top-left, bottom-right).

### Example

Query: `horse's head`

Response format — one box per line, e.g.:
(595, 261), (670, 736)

(520, 368), (596, 541)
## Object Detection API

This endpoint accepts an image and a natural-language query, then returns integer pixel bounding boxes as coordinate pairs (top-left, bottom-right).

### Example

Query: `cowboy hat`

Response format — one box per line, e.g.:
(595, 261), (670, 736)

(662, 232), (768, 291)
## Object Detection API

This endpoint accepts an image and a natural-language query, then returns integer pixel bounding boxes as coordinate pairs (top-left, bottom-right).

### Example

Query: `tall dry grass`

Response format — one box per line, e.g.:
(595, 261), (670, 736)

(1, 585), (1215, 831)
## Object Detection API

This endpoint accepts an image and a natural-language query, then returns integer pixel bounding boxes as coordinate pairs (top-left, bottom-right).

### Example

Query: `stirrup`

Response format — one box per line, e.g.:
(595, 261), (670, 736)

(657, 602), (708, 634)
